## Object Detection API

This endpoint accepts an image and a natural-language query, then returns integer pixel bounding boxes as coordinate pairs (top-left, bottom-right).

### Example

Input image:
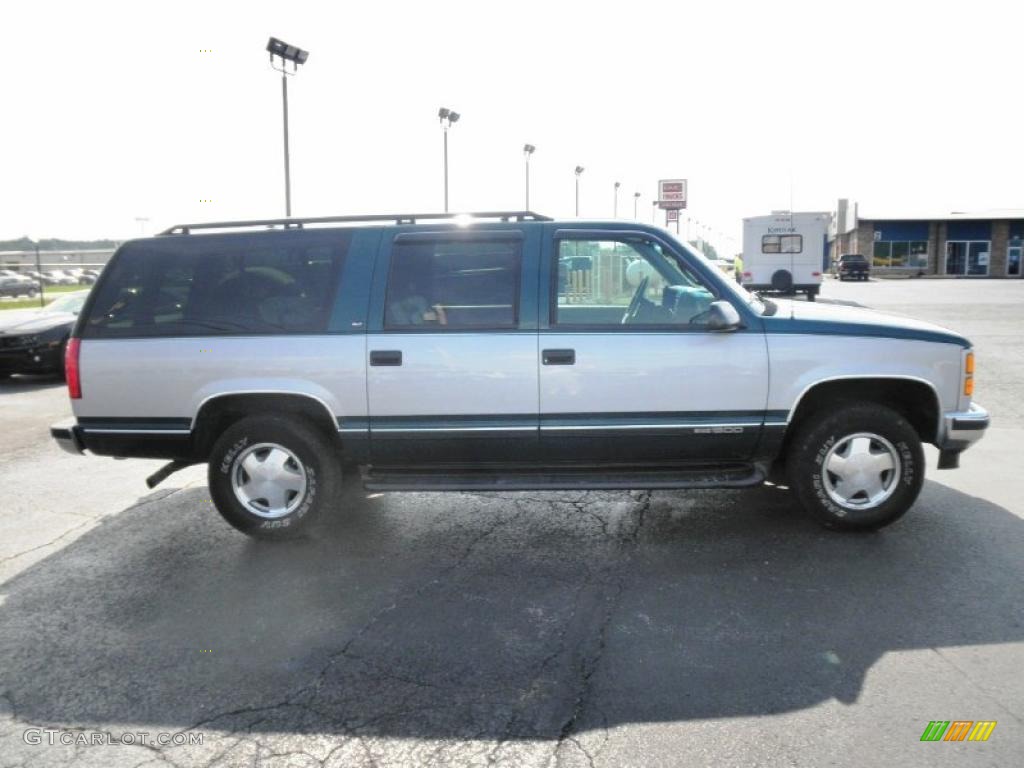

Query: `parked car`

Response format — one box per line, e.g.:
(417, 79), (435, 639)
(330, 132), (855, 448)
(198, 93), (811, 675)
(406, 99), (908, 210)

(0, 276), (38, 298)
(51, 212), (988, 539)
(0, 290), (89, 378)
(46, 270), (79, 286)
(835, 253), (871, 281)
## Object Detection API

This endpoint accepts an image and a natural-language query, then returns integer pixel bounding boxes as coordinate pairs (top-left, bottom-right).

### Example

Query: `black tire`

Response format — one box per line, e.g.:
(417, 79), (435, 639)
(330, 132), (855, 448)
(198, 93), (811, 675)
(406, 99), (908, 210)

(786, 403), (924, 531)
(208, 415), (340, 540)
(807, 289), (817, 302)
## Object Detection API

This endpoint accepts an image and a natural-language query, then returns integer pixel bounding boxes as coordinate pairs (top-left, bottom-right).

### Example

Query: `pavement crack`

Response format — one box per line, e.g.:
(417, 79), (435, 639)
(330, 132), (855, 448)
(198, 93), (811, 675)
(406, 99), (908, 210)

(930, 647), (1024, 725)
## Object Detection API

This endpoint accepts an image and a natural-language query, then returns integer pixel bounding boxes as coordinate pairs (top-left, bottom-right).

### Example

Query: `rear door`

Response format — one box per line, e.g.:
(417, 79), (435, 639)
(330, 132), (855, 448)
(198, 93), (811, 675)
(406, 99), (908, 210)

(366, 227), (540, 464)
(538, 227), (769, 464)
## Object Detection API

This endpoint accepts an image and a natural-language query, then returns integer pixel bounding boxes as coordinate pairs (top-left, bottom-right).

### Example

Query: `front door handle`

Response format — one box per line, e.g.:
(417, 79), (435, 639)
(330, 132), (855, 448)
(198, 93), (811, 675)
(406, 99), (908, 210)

(542, 348), (575, 365)
(370, 350), (402, 366)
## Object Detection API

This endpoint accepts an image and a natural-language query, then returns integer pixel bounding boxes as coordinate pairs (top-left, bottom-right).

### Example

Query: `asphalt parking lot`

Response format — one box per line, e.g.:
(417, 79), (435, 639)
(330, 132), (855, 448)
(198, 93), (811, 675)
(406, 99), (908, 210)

(1, 278), (1022, 767)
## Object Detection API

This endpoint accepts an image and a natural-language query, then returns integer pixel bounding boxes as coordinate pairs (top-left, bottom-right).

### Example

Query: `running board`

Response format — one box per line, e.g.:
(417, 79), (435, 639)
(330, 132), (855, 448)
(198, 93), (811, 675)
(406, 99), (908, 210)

(362, 465), (764, 492)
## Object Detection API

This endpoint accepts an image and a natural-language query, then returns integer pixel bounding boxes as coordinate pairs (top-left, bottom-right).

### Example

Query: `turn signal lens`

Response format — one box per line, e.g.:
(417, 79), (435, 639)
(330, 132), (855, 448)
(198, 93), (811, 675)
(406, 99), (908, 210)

(965, 352), (975, 374)
(964, 377), (974, 397)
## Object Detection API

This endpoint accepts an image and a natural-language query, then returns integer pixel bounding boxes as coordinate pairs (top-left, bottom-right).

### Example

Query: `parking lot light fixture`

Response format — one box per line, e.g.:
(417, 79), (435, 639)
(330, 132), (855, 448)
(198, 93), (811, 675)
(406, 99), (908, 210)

(633, 191), (641, 220)
(439, 108), (460, 212)
(614, 181), (621, 218)
(266, 37), (309, 218)
(523, 144), (536, 209)
(574, 166), (585, 217)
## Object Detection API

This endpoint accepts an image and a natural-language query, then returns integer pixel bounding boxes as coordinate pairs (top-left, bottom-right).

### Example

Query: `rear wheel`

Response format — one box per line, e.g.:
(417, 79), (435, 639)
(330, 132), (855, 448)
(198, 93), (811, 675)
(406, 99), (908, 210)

(208, 415), (340, 539)
(786, 403), (924, 531)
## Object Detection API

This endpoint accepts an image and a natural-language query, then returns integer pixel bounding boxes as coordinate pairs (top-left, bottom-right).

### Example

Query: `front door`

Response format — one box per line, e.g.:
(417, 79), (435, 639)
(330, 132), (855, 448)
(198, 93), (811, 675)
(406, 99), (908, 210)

(538, 229), (769, 465)
(945, 241), (990, 276)
(366, 229), (539, 464)
(1008, 245), (1022, 277)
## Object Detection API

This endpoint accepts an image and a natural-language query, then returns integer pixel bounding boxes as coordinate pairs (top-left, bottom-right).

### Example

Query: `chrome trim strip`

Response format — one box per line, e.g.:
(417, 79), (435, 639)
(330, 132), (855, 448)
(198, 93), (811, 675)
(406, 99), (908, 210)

(543, 422), (762, 431)
(371, 426), (537, 433)
(82, 428), (192, 435)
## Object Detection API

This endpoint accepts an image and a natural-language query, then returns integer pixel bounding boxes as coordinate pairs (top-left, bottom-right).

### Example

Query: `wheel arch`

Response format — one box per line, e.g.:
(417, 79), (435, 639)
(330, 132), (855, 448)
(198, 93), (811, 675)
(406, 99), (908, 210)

(191, 391), (341, 460)
(782, 375), (942, 453)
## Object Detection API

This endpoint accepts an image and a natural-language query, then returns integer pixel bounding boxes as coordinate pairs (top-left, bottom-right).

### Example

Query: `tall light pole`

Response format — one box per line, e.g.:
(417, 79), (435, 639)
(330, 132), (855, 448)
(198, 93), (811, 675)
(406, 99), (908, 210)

(523, 144), (536, 209)
(633, 192), (641, 220)
(651, 200), (658, 224)
(613, 181), (620, 218)
(574, 166), (585, 217)
(267, 37), (309, 218)
(439, 107), (460, 212)
(134, 217), (149, 236)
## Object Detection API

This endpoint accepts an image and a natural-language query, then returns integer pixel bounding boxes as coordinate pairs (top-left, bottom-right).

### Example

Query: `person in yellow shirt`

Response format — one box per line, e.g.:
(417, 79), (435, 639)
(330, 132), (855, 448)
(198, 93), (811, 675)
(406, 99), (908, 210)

(734, 254), (743, 284)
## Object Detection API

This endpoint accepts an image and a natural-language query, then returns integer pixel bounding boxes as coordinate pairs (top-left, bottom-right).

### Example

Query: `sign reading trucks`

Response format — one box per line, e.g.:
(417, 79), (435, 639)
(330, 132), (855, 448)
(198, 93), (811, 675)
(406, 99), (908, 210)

(658, 179), (688, 210)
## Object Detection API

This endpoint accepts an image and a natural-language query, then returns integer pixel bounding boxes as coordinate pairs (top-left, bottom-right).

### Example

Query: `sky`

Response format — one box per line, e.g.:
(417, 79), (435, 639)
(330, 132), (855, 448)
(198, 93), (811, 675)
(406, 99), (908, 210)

(2, 0), (1022, 254)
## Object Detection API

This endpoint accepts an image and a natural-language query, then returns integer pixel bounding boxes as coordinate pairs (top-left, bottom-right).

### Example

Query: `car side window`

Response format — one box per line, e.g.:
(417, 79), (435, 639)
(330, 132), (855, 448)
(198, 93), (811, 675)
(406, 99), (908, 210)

(553, 238), (717, 327)
(384, 238), (521, 330)
(82, 233), (347, 338)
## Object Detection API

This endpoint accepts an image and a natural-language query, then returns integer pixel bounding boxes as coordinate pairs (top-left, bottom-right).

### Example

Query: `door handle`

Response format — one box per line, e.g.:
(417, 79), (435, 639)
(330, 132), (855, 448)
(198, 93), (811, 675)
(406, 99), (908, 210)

(370, 350), (402, 366)
(542, 349), (575, 365)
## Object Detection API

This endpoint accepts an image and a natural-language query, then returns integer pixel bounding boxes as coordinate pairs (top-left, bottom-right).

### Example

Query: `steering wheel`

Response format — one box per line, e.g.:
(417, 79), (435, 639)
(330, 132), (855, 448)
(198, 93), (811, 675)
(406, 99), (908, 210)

(621, 276), (649, 325)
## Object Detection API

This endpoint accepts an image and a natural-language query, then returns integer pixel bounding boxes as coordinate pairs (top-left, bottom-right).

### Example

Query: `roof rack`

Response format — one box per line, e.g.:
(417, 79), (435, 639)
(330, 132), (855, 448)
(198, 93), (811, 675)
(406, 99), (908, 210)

(159, 211), (552, 235)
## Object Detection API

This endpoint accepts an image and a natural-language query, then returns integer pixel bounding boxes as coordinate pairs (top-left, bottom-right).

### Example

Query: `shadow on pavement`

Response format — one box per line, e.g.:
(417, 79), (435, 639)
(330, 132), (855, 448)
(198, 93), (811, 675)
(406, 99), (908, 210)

(0, 478), (1021, 741)
(0, 374), (65, 392)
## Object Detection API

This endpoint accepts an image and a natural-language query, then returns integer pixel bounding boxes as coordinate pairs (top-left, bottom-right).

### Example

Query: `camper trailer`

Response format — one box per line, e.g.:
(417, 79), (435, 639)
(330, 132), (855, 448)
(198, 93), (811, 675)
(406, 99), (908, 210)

(740, 211), (829, 300)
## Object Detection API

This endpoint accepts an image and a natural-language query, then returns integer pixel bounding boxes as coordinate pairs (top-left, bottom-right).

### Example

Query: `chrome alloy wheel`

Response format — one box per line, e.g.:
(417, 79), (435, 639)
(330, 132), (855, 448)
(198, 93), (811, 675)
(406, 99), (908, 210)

(822, 432), (901, 511)
(231, 442), (308, 519)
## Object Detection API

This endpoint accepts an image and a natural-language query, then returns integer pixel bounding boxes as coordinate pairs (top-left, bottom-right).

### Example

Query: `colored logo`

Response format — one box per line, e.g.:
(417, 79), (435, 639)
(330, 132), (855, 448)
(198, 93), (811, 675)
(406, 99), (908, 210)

(920, 721), (997, 742)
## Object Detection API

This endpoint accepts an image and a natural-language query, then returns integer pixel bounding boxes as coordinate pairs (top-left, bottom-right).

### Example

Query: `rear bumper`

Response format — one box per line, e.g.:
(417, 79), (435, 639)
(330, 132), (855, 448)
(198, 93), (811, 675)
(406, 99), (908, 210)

(50, 418), (85, 455)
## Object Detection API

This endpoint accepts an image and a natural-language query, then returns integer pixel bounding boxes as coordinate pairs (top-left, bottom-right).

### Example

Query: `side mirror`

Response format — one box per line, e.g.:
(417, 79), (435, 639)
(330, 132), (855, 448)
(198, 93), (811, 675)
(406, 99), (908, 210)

(706, 300), (742, 331)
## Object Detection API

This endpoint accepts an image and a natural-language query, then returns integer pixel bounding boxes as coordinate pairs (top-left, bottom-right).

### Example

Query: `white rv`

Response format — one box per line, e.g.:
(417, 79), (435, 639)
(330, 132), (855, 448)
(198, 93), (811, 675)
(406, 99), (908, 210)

(740, 211), (829, 300)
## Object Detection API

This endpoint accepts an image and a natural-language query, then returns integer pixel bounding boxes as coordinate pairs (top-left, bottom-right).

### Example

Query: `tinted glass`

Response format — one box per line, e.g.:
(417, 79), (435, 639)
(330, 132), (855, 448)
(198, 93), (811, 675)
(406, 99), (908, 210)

(82, 233), (347, 338)
(384, 238), (521, 329)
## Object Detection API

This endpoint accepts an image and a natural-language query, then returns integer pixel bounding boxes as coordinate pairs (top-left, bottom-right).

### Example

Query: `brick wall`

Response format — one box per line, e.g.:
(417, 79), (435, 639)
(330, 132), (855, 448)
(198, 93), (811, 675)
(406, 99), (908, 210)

(990, 222), (1008, 276)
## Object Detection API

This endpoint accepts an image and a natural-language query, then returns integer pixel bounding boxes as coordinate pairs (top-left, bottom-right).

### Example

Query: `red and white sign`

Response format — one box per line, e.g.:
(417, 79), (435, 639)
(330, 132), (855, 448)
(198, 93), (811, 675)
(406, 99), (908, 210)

(658, 179), (688, 210)
(666, 209), (679, 223)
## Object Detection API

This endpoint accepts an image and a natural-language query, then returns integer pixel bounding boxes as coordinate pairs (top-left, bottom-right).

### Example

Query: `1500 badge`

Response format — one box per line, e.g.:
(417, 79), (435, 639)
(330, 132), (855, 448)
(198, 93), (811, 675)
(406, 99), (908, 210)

(694, 427), (744, 434)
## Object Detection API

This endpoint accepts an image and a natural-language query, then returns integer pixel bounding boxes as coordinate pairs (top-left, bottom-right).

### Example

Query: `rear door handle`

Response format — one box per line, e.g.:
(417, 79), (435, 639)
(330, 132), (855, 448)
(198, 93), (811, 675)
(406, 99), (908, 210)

(370, 350), (402, 366)
(542, 349), (575, 365)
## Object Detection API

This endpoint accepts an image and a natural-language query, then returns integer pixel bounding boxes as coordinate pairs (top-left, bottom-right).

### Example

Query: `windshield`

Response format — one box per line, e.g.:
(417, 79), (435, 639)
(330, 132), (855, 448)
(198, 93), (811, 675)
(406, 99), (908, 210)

(44, 291), (88, 314)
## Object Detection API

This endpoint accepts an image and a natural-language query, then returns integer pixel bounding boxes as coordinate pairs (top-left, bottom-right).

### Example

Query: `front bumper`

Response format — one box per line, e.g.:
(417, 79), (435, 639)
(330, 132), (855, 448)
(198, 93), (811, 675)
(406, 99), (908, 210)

(936, 403), (989, 468)
(50, 418), (85, 455)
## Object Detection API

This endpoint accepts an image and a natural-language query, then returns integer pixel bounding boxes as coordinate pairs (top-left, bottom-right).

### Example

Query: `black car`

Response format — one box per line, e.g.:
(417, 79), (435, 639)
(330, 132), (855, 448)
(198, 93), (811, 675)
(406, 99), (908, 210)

(835, 253), (870, 281)
(0, 276), (39, 298)
(0, 291), (88, 379)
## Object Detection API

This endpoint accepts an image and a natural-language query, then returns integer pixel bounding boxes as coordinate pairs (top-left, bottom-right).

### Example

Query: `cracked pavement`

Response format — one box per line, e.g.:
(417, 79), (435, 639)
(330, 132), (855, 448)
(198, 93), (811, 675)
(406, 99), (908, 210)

(1, 279), (1023, 767)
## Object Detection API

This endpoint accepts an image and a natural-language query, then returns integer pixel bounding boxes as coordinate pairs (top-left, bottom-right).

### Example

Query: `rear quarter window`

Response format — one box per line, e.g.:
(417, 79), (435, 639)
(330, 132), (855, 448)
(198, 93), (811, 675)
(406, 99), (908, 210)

(81, 232), (350, 338)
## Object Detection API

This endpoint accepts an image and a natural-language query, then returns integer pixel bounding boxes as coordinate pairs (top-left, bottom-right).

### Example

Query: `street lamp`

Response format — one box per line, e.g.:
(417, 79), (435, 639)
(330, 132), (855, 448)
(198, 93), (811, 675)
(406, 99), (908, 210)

(651, 200), (658, 224)
(574, 166), (585, 217)
(523, 144), (536, 209)
(613, 181), (620, 218)
(439, 107), (460, 212)
(633, 191), (641, 220)
(267, 38), (308, 218)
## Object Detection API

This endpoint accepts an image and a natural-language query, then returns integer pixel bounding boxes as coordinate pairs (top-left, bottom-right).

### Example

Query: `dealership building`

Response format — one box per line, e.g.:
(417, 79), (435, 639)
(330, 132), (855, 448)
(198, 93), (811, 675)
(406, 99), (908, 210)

(830, 199), (1024, 277)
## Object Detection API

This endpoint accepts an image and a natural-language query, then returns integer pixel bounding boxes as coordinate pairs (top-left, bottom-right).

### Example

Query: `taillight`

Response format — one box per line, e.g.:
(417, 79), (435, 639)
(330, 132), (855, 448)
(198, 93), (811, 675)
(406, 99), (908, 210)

(65, 338), (81, 399)
(743, 271), (752, 277)
(811, 271), (821, 276)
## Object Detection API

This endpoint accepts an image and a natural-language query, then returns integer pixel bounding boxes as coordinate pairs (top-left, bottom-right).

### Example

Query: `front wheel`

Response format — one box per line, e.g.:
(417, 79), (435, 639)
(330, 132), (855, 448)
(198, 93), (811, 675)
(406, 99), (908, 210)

(208, 415), (340, 539)
(786, 403), (924, 531)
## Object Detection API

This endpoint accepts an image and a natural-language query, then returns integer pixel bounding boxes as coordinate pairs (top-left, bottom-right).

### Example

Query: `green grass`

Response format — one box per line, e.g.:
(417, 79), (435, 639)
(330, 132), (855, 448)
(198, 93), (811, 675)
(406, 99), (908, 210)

(0, 284), (89, 311)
